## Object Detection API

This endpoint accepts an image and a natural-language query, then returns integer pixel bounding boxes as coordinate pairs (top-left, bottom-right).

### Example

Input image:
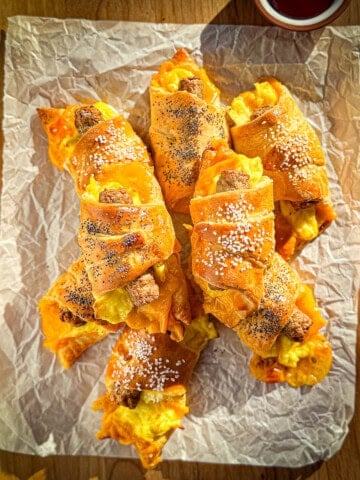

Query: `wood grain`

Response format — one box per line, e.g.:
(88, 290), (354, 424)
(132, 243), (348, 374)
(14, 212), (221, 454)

(0, 1), (359, 479)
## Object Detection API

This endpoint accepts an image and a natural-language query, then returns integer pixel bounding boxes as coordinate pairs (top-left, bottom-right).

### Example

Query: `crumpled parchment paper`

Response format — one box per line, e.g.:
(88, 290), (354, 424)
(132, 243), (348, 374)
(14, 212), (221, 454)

(0, 16), (359, 467)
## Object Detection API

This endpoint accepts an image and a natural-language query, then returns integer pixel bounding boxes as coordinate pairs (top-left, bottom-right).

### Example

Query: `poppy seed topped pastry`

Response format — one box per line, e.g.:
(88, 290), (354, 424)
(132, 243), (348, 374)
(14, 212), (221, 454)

(149, 48), (229, 213)
(38, 257), (121, 369)
(38, 105), (192, 340)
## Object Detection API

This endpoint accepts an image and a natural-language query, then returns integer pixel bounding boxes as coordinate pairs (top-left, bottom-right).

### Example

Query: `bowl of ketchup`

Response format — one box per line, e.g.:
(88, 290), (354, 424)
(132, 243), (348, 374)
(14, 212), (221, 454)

(254, 0), (351, 31)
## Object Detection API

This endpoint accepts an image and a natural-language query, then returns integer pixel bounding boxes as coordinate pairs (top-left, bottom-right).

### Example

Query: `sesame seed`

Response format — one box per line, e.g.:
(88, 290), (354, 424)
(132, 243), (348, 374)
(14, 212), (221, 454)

(111, 330), (186, 392)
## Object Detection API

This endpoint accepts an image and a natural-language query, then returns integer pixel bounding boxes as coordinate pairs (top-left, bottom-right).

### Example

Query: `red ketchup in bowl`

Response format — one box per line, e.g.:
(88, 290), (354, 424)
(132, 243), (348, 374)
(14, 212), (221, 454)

(269, 0), (334, 19)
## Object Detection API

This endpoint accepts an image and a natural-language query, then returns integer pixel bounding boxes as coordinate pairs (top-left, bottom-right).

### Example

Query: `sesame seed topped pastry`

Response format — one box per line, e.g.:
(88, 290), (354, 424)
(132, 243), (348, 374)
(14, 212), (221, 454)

(93, 315), (217, 469)
(38, 257), (121, 369)
(190, 138), (275, 328)
(149, 48), (229, 213)
(190, 139), (332, 387)
(38, 104), (152, 194)
(37, 99), (214, 467)
(37, 102), (118, 171)
(68, 115), (152, 195)
(228, 77), (336, 261)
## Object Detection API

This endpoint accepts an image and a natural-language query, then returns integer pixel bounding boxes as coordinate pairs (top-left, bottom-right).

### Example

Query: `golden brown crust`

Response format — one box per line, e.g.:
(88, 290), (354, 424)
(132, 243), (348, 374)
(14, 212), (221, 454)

(191, 216), (274, 290)
(188, 137), (331, 385)
(68, 115), (152, 195)
(230, 77), (330, 204)
(105, 326), (198, 394)
(38, 258), (119, 368)
(233, 252), (300, 355)
(149, 50), (228, 213)
(190, 140), (275, 327)
(190, 179), (274, 224)
(230, 77), (336, 260)
(78, 163), (176, 296)
(43, 257), (95, 320)
(39, 103), (193, 340)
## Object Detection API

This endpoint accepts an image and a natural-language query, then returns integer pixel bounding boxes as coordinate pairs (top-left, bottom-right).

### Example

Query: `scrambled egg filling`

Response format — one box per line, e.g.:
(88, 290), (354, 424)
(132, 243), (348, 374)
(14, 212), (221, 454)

(152, 65), (220, 105)
(95, 315), (217, 466)
(110, 389), (188, 443)
(228, 81), (279, 126)
(180, 314), (218, 352)
(94, 288), (133, 324)
(277, 335), (319, 368)
(262, 334), (319, 368)
(280, 201), (319, 241)
(155, 67), (195, 93)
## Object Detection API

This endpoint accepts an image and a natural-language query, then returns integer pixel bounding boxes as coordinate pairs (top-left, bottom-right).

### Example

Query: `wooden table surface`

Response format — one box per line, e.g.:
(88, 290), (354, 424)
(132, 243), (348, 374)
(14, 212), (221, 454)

(0, 1), (359, 479)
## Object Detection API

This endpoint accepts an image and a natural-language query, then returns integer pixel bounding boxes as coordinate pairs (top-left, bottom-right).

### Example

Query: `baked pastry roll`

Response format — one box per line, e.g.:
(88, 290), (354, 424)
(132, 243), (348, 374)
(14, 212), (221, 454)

(38, 103), (152, 194)
(38, 106), (191, 339)
(228, 77), (336, 260)
(78, 161), (175, 296)
(38, 258), (120, 368)
(234, 252), (332, 387)
(149, 48), (229, 213)
(77, 160), (190, 338)
(192, 243), (332, 387)
(190, 140), (332, 387)
(67, 114), (152, 195)
(190, 139), (275, 328)
(93, 315), (217, 469)
(37, 102), (117, 170)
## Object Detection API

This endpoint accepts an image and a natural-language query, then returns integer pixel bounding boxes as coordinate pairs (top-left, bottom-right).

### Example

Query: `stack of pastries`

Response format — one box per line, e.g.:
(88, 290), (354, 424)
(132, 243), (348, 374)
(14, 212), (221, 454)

(37, 49), (335, 468)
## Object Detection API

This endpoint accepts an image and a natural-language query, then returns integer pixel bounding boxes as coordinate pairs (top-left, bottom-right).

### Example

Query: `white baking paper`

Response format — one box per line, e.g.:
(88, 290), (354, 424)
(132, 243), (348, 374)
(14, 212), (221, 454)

(0, 16), (359, 467)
